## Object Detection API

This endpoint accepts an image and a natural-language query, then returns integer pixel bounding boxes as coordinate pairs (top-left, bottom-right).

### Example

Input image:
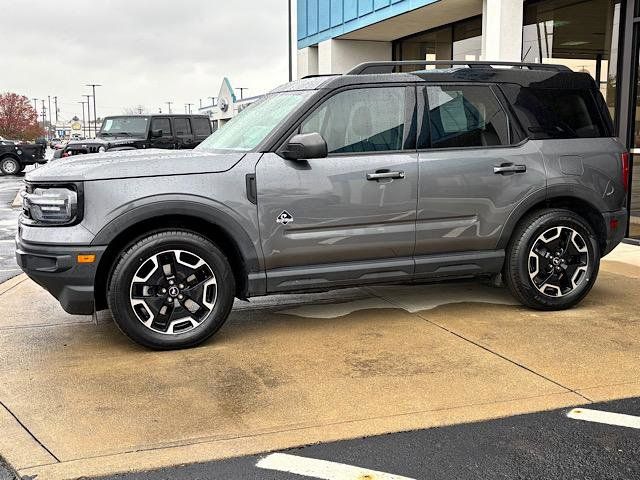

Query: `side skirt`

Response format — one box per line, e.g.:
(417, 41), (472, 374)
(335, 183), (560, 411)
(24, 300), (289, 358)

(261, 250), (505, 295)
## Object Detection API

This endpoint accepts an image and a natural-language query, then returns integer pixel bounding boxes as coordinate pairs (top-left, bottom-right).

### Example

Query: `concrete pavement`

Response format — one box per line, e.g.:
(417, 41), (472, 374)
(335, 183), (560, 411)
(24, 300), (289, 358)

(0, 244), (638, 479)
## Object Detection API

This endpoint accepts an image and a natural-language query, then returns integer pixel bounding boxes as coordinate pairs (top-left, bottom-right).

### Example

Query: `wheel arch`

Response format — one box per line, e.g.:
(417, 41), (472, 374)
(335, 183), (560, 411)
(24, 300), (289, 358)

(498, 190), (608, 254)
(92, 204), (264, 311)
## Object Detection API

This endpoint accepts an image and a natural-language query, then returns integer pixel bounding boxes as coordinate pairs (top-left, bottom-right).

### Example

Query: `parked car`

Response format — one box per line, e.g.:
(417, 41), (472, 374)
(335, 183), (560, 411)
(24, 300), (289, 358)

(53, 114), (212, 158)
(51, 139), (67, 150)
(0, 139), (46, 175)
(17, 61), (628, 349)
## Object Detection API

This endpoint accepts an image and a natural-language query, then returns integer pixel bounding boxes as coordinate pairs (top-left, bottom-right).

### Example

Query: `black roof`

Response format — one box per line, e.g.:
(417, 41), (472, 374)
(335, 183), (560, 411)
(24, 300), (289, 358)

(103, 113), (209, 118)
(276, 61), (597, 92)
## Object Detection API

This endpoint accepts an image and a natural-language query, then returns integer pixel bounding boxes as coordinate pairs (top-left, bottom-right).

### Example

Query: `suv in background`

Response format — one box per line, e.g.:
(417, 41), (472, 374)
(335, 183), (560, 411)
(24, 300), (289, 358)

(17, 61), (628, 349)
(0, 138), (46, 175)
(54, 114), (212, 158)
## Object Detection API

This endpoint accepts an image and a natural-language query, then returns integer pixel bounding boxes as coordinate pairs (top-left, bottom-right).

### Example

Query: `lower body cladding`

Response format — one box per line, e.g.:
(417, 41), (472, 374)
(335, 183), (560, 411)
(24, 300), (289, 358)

(15, 238), (106, 315)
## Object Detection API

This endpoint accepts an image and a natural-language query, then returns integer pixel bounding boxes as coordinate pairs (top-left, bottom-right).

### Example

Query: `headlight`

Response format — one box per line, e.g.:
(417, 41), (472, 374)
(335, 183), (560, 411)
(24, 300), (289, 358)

(98, 146), (106, 153)
(22, 187), (78, 224)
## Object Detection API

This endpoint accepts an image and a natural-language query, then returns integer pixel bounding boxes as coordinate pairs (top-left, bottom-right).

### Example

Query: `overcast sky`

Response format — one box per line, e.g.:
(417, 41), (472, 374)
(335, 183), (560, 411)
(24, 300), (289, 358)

(0, 0), (290, 122)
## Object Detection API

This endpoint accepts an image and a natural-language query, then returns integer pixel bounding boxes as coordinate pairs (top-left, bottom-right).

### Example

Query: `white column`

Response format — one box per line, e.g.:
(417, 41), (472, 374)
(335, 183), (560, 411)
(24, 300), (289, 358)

(297, 46), (319, 78)
(318, 39), (392, 74)
(481, 0), (524, 61)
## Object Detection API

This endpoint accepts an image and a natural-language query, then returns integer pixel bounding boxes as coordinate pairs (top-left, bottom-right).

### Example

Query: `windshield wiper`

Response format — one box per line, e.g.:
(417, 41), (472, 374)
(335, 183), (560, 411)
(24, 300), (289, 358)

(115, 132), (131, 137)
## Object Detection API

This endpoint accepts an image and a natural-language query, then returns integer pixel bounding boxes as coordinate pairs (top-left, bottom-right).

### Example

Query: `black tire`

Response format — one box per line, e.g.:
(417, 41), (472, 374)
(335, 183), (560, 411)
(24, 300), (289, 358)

(0, 157), (20, 175)
(504, 209), (600, 310)
(107, 230), (235, 349)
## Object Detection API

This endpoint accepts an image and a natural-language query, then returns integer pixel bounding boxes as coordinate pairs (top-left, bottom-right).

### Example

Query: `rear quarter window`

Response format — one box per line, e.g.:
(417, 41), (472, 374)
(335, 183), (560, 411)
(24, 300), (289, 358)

(192, 118), (212, 136)
(500, 85), (612, 139)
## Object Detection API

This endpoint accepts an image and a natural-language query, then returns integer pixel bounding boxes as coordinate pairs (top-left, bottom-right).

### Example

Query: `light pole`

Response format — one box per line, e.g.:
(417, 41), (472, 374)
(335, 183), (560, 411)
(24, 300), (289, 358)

(165, 101), (173, 114)
(236, 87), (248, 100)
(86, 84), (101, 138)
(185, 103), (194, 114)
(53, 96), (58, 123)
(40, 100), (47, 139)
(78, 101), (87, 137)
(47, 96), (53, 139)
(83, 94), (92, 137)
(208, 96), (216, 106)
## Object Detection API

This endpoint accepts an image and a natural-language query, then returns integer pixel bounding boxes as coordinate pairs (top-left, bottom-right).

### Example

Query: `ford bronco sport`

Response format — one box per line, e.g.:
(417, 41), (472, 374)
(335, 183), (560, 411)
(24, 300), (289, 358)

(16, 61), (629, 349)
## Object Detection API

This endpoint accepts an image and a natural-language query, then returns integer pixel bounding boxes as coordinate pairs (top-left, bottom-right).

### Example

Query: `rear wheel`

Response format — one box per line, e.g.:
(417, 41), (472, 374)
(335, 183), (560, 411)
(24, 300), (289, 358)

(0, 157), (20, 175)
(107, 230), (235, 349)
(504, 209), (600, 310)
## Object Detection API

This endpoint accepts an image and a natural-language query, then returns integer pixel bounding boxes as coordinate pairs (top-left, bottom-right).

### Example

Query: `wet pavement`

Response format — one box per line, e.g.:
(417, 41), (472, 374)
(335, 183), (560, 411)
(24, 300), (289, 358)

(0, 245), (638, 479)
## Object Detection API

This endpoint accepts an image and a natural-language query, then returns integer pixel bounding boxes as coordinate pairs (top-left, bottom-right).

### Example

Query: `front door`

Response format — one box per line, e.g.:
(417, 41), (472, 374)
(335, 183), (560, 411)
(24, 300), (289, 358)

(415, 84), (546, 274)
(256, 85), (419, 292)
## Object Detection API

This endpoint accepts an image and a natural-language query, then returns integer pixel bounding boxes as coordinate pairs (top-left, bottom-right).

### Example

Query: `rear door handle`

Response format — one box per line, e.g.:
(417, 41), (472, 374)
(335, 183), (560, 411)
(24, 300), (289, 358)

(493, 164), (526, 175)
(366, 170), (405, 181)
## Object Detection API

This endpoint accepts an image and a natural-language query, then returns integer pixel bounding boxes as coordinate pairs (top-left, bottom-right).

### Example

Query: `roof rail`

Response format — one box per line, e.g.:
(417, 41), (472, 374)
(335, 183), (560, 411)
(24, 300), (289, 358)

(347, 60), (572, 75)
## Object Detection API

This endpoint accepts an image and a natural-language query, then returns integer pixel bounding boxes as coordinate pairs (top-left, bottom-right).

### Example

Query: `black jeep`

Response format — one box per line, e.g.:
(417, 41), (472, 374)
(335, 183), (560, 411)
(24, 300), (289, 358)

(0, 139), (46, 175)
(54, 114), (213, 158)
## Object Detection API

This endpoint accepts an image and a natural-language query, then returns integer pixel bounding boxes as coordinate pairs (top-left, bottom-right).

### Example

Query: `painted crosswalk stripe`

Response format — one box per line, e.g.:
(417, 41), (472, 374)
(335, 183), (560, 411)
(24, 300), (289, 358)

(567, 408), (640, 429)
(256, 452), (416, 480)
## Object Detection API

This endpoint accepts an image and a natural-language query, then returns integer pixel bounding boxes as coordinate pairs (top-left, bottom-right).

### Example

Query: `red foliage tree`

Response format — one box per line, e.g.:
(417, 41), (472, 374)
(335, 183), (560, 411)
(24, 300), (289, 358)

(0, 92), (43, 141)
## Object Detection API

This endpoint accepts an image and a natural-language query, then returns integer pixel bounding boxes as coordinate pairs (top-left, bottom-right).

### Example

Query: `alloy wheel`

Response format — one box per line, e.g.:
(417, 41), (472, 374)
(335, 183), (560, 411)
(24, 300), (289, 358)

(129, 249), (217, 334)
(528, 226), (589, 297)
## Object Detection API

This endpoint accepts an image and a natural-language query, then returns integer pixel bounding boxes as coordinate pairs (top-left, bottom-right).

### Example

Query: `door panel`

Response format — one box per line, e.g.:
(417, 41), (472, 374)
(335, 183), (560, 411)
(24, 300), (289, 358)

(416, 142), (546, 257)
(257, 152), (418, 273)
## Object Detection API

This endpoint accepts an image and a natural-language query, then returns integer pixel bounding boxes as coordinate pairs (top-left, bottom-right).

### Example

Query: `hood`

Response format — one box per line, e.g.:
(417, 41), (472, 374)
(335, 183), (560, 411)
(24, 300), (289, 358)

(27, 148), (245, 182)
(66, 136), (143, 148)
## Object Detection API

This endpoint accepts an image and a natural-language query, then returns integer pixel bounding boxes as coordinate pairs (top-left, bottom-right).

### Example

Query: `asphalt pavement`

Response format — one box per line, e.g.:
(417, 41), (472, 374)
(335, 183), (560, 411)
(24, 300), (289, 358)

(98, 396), (640, 480)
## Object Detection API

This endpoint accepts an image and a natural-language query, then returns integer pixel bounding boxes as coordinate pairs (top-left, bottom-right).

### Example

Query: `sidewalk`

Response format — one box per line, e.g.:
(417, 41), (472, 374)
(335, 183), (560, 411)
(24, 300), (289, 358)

(0, 244), (637, 480)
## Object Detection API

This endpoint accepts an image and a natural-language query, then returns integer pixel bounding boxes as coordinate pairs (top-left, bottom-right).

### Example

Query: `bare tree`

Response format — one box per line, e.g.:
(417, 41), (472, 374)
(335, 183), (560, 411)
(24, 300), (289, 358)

(122, 105), (149, 115)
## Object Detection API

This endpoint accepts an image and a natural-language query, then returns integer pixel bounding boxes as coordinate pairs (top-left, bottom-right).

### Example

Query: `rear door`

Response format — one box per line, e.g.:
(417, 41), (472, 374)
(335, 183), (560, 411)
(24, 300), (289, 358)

(415, 83), (546, 272)
(256, 85), (419, 291)
(174, 117), (195, 149)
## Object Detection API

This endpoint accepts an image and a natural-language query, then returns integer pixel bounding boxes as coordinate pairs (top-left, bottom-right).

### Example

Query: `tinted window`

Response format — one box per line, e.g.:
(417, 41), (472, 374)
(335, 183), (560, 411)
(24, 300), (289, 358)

(500, 85), (610, 139)
(192, 118), (211, 136)
(151, 118), (171, 137)
(174, 118), (192, 136)
(425, 85), (509, 148)
(300, 87), (407, 154)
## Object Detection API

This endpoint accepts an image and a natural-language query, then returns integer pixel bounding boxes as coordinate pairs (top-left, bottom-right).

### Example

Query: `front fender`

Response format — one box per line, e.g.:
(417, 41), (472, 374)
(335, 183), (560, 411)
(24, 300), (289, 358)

(90, 197), (262, 275)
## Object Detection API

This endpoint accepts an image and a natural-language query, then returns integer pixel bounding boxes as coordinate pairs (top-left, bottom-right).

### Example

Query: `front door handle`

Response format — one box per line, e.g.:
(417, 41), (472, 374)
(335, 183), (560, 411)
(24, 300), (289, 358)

(366, 170), (405, 181)
(493, 163), (526, 175)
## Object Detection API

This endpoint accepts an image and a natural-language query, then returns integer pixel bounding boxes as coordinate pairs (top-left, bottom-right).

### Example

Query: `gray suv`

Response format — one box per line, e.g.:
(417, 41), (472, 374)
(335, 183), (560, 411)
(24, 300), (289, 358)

(16, 61), (629, 349)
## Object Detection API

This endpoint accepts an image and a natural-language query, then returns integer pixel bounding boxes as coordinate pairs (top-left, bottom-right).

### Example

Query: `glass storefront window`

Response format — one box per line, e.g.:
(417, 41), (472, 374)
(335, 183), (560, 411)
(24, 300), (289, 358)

(522, 0), (621, 119)
(393, 16), (482, 70)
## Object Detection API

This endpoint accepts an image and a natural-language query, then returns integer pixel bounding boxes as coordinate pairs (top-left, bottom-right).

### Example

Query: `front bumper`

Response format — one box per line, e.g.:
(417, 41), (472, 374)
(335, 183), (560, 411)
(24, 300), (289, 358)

(15, 236), (107, 315)
(602, 208), (628, 256)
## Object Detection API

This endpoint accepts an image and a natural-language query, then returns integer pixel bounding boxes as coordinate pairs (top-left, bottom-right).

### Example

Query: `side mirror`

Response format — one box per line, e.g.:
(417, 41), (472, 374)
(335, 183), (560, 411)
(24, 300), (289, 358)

(151, 129), (163, 138)
(282, 132), (327, 160)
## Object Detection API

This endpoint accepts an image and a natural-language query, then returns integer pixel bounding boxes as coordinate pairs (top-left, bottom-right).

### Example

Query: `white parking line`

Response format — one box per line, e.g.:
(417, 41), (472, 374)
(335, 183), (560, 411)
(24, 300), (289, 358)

(256, 452), (416, 480)
(567, 408), (640, 429)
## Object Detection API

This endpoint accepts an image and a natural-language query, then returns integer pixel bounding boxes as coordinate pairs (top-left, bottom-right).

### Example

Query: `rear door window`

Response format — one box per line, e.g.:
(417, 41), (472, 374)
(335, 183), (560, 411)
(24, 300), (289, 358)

(500, 85), (610, 139)
(423, 85), (510, 149)
(192, 118), (212, 137)
(174, 118), (192, 136)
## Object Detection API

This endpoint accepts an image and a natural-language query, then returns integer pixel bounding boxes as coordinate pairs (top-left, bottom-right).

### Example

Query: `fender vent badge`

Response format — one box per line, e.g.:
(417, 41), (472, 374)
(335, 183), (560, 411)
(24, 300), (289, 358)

(276, 211), (293, 225)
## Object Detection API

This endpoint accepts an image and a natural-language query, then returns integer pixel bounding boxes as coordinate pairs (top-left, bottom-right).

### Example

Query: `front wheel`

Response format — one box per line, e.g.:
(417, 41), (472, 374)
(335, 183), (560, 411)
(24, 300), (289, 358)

(0, 157), (20, 175)
(504, 209), (600, 310)
(107, 230), (235, 349)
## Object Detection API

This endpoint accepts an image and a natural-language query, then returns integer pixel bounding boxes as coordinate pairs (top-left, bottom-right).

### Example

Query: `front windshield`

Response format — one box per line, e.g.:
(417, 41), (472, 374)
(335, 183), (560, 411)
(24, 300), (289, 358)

(100, 116), (150, 136)
(196, 92), (311, 152)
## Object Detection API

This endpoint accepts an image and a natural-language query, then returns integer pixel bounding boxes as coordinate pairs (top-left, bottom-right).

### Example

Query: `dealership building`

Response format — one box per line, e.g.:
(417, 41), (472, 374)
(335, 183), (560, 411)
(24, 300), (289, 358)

(295, 0), (640, 239)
